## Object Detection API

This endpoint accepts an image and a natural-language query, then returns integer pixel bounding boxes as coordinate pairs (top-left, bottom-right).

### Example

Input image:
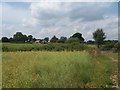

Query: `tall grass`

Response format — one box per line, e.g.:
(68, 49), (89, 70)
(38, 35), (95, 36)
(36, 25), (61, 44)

(2, 51), (114, 88)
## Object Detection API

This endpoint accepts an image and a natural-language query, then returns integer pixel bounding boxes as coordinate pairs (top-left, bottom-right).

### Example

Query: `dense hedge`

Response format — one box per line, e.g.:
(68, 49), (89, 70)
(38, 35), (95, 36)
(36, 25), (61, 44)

(101, 42), (120, 52)
(2, 43), (86, 52)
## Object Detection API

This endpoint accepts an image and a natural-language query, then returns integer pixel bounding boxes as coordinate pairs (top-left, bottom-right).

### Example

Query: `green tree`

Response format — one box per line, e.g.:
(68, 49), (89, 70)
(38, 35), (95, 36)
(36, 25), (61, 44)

(66, 38), (79, 44)
(113, 42), (120, 52)
(13, 32), (28, 43)
(50, 35), (58, 43)
(9, 37), (13, 42)
(58, 36), (67, 43)
(22, 35), (28, 42)
(44, 37), (49, 42)
(28, 35), (33, 42)
(71, 32), (84, 42)
(2, 37), (9, 42)
(93, 28), (106, 48)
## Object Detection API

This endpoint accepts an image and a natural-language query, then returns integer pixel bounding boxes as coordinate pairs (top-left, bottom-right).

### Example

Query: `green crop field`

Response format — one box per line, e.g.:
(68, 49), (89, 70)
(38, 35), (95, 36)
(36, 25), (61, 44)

(2, 51), (117, 88)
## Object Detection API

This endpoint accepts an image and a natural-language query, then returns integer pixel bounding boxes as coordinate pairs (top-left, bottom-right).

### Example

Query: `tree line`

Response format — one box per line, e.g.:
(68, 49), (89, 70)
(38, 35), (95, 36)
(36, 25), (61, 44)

(1, 32), (84, 43)
(1, 28), (119, 49)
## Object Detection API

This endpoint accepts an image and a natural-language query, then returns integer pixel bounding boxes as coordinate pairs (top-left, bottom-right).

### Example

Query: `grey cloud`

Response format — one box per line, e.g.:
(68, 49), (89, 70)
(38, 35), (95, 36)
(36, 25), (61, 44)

(35, 9), (66, 20)
(30, 2), (115, 29)
(2, 2), (118, 41)
(68, 2), (113, 21)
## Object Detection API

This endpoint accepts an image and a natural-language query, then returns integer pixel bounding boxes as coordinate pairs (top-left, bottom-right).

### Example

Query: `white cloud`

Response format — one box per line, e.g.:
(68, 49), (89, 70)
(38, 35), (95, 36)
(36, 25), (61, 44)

(2, 2), (118, 41)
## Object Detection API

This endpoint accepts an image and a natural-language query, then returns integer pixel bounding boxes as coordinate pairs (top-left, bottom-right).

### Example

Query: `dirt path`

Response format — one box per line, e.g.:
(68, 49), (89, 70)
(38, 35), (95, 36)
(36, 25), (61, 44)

(110, 57), (119, 89)
(100, 51), (119, 89)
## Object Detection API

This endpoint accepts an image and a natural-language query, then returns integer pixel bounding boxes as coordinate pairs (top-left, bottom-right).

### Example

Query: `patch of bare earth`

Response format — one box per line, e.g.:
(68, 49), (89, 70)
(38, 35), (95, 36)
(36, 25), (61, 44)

(110, 57), (119, 89)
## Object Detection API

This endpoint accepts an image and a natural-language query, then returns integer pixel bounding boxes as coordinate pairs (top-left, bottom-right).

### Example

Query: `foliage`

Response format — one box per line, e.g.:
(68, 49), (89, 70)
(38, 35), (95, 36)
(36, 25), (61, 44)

(101, 40), (119, 52)
(71, 32), (84, 42)
(66, 38), (79, 44)
(2, 43), (85, 52)
(13, 32), (28, 43)
(102, 42), (116, 50)
(9, 37), (13, 42)
(1, 32), (36, 43)
(28, 35), (33, 42)
(50, 36), (59, 43)
(2, 51), (114, 88)
(44, 37), (49, 42)
(113, 42), (120, 52)
(58, 36), (67, 43)
(2, 37), (9, 42)
(93, 28), (106, 48)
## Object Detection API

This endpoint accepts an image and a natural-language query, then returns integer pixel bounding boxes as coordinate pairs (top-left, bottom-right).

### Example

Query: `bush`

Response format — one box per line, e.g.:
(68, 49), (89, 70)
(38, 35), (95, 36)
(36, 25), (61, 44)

(113, 42), (120, 52)
(2, 46), (9, 52)
(103, 42), (116, 50)
(54, 45), (64, 51)
(101, 41), (120, 52)
(2, 43), (86, 52)
(42, 44), (55, 51)
(66, 38), (79, 44)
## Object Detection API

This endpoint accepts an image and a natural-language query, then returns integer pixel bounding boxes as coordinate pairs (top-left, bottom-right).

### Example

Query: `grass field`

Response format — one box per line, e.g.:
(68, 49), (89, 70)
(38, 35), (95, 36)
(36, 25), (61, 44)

(2, 51), (117, 88)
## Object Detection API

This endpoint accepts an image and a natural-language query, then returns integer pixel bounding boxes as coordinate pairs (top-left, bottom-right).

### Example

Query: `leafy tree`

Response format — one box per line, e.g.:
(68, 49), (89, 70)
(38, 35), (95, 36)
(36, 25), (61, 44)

(13, 32), (28, 42)
(2, 37), (9, 42)
(114, 42), (120, 52)
(93, 28), (106, 48)
(66, 38), (79, 44)
(71, 32), (84, 42)
(58, 36), (67, 43)
(50, 35), (58, 43)
(44, 37), (49, 42)
(28, 35), (33, 42)
(9, 37), (13, 42)
(104, 42), (116, 49)
(13, 32), (23, 42)
(22, 35), (28, 42)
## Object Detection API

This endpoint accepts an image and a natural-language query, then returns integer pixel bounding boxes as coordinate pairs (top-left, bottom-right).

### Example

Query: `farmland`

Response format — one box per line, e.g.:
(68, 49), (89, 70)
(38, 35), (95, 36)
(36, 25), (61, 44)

(2, 48), (118, 88)
(1, 1), (119, 89)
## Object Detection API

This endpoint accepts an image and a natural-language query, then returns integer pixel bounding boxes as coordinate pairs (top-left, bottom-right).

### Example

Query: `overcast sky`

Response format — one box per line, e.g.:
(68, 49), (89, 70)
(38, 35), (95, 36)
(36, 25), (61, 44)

(1, 1), (118, 41)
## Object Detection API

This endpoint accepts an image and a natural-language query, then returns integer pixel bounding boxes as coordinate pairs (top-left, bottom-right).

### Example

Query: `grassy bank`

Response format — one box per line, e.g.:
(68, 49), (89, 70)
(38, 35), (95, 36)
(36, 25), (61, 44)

(2, 51), (114, 88)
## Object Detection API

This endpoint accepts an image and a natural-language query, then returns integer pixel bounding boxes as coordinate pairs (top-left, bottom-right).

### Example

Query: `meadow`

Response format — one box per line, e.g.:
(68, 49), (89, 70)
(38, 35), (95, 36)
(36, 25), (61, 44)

(2, 50), (117, 88)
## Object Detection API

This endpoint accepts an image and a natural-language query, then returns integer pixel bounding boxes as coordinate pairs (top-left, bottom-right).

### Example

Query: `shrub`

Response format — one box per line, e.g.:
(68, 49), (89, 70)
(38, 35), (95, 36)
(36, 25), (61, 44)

(102, 42), (116, 50)
(42, 44), (55, 51)
(113, 42), (120, 52)
(2, 43), (85, 52)
(54, 45), (64, 51)
(2, 46), (9, 52)
(66, 38), (79, 44)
